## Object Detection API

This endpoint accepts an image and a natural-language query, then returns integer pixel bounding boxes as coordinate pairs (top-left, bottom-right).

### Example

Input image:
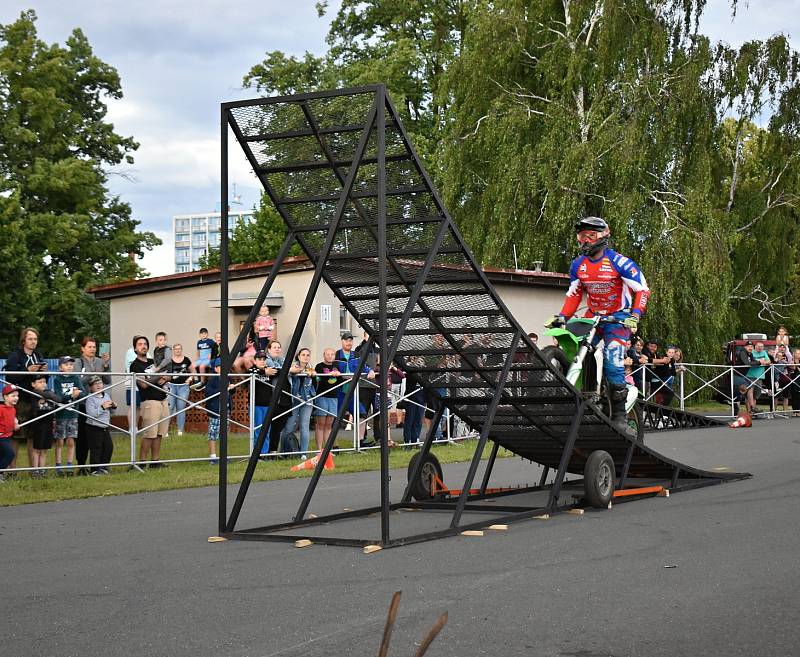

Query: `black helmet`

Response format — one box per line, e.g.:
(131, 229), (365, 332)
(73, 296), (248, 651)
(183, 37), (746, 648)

(574, 216), (610, 256)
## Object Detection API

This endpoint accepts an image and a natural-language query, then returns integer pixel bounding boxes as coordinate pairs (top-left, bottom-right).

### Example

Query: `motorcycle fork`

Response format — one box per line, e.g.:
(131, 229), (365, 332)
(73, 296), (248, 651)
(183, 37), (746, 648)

(566, 326), (598, 387)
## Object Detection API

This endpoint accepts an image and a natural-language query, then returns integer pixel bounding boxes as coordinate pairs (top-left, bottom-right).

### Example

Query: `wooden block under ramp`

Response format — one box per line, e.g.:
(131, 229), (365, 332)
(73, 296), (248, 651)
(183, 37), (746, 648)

(294, 539), (314, 548)
(487, 524), (508, 531)
(363, 544), (383, 554)
(534, 514), (550, 520)
(566, 508), (585, 515)
(207, 536), (227, 543)
(658, 489), (670, 497)
(461, 530), (484, 537)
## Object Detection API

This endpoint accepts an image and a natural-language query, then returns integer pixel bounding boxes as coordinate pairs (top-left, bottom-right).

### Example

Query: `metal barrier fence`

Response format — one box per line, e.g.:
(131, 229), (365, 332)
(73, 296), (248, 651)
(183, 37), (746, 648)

(0, 370), (470, 475)
(630, 362), (800, 419)
(5, 359), (794, 475)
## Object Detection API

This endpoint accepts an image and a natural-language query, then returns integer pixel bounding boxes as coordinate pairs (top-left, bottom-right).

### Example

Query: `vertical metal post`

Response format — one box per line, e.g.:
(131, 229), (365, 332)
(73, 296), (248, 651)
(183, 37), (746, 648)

(617, 443), (635, 490)
(545, 400), (586, 512)
(377, 85), (391, 544)
(679, 368), (685, 411)
(218, 106), (229, 535)
(538, 466), (550, 488)
(730, 364), (735, 417)
(354, 390), (360, 451)
(129, 372), (138, 469)
(769, 364), (776, 415)
(478, 441), (500, 495)
(248, 371), (255, 454)
(450, 330), (521, 528)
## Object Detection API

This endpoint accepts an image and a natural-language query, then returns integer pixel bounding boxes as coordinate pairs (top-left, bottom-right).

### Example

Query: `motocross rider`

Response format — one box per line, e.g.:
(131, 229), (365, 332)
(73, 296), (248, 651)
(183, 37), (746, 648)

(546, 217), (650, 433)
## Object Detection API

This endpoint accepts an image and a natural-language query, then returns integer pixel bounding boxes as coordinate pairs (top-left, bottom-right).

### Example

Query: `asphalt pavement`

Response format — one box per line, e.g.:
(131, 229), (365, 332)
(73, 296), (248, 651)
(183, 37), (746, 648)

(2, 419), (798, 657)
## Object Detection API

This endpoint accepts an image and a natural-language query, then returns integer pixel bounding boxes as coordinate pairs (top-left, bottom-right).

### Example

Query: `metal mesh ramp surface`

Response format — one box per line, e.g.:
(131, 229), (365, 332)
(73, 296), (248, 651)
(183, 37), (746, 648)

(218, 86), (749, 547)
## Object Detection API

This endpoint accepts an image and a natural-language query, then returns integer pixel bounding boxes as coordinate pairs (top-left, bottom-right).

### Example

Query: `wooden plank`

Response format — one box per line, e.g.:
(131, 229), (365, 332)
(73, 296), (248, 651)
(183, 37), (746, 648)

(294, 539), (314, 548)
(363, 544), (383, 554)
(461, 530), (484, 537)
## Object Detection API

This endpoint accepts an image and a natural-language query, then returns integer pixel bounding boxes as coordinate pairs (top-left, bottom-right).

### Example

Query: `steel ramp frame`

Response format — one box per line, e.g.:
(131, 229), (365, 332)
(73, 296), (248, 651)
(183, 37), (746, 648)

(639, 400), (727, 430)
(216, 85), (749, 549)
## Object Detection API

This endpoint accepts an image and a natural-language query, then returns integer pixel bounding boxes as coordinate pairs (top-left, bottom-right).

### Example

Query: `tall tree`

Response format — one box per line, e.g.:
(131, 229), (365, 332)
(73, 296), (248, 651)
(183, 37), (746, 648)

(240, 1), (800, 358)
(0, 11), (159, 354)
(440, 0), (800, 357)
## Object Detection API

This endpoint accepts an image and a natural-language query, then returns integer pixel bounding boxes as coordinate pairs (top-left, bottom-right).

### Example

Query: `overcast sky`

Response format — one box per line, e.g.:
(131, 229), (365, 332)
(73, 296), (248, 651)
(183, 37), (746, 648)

(1, 1), (797, 276)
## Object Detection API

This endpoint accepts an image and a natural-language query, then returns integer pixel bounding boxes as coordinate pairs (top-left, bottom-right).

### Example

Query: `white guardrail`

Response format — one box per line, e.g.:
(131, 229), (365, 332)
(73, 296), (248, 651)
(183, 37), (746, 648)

(0, 370), (474, 474)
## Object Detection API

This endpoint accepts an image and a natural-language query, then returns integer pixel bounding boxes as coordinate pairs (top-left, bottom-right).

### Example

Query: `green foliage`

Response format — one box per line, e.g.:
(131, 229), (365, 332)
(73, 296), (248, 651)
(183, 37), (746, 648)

(0, 11), (159, 355)
(200, 194), (302, 268)
(241, 0), (800, 361)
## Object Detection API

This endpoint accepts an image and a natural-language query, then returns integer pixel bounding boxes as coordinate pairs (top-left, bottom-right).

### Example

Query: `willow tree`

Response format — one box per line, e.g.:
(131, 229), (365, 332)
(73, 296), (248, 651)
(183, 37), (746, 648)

(440, 0), (800, 358)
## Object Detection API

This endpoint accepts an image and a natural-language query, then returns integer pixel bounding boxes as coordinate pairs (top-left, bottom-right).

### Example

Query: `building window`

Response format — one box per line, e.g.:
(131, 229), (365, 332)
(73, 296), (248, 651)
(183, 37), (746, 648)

(175, 219), (189, 232)
(192, 217), (207, 229)
(339, 305), (350, 335)
(208, 233), (220, 248)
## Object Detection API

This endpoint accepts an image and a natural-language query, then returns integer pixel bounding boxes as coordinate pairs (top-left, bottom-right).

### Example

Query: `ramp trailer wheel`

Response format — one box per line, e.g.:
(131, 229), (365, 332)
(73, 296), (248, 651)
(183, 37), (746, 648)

(583, 450), (615, 508)
(407, 452), (443, 501)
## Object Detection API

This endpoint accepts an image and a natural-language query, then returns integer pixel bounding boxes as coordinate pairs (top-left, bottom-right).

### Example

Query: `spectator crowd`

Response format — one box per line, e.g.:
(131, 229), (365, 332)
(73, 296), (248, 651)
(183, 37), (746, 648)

(3, 314), (798, 482)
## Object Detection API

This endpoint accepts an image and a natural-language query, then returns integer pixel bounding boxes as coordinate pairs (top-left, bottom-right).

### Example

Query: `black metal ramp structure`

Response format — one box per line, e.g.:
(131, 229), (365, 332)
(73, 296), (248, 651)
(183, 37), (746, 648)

(215, 85), (749, 548)
(640, 400), (727, 431)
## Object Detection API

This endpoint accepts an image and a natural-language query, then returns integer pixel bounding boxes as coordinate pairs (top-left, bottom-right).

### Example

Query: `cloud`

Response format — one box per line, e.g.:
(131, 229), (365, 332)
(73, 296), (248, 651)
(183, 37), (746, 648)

(138, 229), (174, 278)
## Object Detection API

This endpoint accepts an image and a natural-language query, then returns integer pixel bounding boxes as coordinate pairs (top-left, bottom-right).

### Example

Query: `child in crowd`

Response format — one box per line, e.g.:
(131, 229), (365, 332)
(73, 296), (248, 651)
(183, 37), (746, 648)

(204, 358), (232, 464)
(193, 328), (215, 387)
(254, 305), (275, 351)
(84, 376), (115, 475)
(29, 373), (60, 478)
(53, 356), (85, 475)
(153, 331), (173, 372)
(0, 384), (21, 481)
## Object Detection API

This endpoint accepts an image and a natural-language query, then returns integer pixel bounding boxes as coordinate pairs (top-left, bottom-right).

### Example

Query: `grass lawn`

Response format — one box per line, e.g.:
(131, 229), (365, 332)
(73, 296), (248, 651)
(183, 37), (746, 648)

(1, 432), (509, 507)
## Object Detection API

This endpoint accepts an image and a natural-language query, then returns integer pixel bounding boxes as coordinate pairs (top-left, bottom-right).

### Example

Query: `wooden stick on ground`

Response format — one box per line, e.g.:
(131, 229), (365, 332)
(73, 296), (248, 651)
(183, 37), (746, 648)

(377, 591), (401, 657)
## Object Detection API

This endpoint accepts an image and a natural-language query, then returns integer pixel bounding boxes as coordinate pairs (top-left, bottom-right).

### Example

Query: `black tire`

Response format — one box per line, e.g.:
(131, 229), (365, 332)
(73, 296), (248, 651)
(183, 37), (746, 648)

(584, 450), (615, 509)
(407, 451), (443, 501)
(541, 345), (571, 375)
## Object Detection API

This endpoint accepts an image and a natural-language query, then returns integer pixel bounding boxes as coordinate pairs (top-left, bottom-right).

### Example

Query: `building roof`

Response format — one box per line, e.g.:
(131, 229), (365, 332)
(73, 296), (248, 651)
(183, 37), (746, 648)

(89, 256), (568, 300)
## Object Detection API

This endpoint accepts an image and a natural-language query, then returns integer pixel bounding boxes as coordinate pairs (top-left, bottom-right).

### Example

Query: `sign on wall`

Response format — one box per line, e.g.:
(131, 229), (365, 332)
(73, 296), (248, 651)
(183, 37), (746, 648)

(320, 304), (332, 323)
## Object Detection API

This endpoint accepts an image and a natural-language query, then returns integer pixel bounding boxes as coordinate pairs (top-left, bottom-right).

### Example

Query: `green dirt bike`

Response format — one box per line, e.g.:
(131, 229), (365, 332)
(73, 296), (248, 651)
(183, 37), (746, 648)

(543, 316), (644, 443)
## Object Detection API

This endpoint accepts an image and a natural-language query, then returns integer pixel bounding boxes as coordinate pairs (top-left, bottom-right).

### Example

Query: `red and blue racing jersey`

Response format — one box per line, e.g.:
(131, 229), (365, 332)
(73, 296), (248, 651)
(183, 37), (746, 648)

(560, 248), (650, 319)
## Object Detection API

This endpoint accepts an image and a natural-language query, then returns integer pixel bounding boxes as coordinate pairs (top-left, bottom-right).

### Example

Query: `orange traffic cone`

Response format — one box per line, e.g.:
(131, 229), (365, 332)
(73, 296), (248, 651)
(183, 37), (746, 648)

(290, 451), (335, 472)
(728, 411), (752, 428)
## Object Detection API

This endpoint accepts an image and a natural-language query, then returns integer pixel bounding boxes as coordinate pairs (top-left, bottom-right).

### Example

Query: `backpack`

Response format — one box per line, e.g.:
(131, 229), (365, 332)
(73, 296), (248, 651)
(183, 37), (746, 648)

(280, 431), (300, 455)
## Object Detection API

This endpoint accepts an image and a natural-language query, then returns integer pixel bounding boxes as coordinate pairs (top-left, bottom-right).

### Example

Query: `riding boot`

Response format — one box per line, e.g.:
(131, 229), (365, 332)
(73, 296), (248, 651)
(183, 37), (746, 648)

(608, 383), (632, 435)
